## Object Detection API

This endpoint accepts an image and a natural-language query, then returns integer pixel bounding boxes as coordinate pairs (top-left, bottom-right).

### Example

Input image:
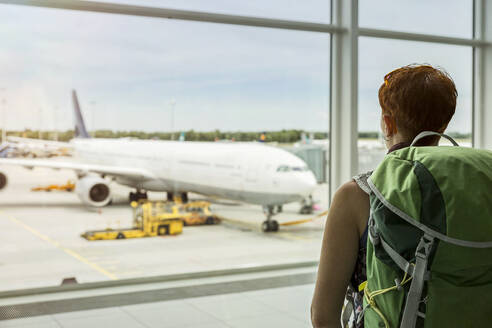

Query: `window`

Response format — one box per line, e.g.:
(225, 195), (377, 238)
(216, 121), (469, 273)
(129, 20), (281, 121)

(358, 37), (473, 172)
(0, 3), (330, 291)
(359, 0), (473, 38)
(96, 0), (331, 23)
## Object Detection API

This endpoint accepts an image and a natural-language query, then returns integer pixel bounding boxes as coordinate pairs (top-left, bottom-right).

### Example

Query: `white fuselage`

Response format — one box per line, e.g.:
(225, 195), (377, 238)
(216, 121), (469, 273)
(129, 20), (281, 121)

(71, 138), (317, 206)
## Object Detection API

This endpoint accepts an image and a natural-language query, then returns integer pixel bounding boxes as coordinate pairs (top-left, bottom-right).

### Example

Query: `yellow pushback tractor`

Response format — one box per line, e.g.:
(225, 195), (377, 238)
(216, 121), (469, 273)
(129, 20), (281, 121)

(82, 201), (184, 240)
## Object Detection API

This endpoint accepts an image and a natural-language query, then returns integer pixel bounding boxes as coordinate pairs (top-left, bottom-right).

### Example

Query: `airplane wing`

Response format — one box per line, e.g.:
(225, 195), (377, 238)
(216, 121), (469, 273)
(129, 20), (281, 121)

(7, 136), (71, 148)
(0, 158), (156, 180)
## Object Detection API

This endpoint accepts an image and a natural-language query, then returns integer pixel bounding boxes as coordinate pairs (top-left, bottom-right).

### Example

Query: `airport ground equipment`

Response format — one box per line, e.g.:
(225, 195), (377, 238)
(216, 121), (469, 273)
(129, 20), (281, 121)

(31, 180), (75, 192)
(181, 201), (220, 226)
(135, 199), (219, 226)
(81, 201), (184, 240)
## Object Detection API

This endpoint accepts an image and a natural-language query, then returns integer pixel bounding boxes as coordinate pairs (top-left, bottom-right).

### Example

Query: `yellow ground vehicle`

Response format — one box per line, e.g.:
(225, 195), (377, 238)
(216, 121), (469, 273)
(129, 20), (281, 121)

(31, 180), (75, 192)
(82, 201), (183, 240)
(182, 201), (220, 226)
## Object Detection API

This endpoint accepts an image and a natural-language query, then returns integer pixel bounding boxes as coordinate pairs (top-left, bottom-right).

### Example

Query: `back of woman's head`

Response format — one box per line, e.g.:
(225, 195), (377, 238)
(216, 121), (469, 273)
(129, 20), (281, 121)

(378, 64), (457, 141)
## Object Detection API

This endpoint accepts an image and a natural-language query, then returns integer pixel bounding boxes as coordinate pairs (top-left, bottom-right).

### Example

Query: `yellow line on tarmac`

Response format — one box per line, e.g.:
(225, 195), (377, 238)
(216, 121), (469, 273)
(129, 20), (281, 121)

(4, 213), (118, 281)
(279, 210), (329, 226)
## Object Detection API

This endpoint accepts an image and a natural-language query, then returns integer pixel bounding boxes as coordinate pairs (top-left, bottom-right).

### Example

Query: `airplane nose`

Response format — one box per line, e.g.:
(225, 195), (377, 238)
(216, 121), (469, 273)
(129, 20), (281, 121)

(298, 172), (317, 196)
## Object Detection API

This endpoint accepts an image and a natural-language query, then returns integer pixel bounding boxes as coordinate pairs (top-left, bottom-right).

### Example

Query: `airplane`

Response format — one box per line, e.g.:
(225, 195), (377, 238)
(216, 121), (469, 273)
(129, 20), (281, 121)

(0, 90), (317, 232)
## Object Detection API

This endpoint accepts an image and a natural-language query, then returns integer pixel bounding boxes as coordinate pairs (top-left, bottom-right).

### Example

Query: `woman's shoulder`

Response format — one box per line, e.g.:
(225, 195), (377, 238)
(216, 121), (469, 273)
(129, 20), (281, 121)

(335, 180), (370, 201)
(333, 180), (370, 237)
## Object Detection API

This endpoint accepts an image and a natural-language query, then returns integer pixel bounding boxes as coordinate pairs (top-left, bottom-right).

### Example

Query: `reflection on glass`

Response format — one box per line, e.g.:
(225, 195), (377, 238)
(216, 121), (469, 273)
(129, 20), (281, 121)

(358, 37), (472, 172)
(0, 4), (330, 291)
(359, 0), (473, 39)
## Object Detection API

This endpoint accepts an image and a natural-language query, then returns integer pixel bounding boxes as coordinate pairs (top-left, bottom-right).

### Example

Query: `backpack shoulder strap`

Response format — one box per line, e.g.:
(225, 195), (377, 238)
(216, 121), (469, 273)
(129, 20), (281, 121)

(353, 171), (373, 195)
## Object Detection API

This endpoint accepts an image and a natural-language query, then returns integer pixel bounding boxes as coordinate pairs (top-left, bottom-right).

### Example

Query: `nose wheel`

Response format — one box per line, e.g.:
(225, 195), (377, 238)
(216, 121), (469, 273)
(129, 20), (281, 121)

(262, 219), (279, 232)
(261, 205), (279, 232)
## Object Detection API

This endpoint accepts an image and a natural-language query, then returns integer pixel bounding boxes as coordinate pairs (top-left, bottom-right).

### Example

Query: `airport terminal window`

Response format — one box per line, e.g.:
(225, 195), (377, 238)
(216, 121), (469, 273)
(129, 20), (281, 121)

(358, 37), (473, 172)
(95, 0), (331, 23)
(0, 4), (330, 291)
(359, 0), (473, 39)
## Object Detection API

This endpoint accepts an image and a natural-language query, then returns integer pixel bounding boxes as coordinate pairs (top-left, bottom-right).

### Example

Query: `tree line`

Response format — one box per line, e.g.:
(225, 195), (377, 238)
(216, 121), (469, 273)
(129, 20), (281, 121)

(1, 129), (471, 143)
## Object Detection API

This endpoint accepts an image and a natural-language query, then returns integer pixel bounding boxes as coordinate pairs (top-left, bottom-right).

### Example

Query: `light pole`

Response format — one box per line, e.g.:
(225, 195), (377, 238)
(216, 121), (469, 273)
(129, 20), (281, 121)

(38, 107), (43, 139)
(169, 99), (176, 140)
(54, 105), (59, 141)
(90, 100), (97, 137)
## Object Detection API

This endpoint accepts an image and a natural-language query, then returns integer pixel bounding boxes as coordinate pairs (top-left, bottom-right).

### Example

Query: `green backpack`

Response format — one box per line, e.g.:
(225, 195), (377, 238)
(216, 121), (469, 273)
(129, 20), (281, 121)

(362, 131), (492, 328)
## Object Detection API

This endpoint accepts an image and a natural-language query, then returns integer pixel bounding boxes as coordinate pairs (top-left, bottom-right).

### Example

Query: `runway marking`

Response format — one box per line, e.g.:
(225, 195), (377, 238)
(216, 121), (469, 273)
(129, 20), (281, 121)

(3, 212), (118, 281)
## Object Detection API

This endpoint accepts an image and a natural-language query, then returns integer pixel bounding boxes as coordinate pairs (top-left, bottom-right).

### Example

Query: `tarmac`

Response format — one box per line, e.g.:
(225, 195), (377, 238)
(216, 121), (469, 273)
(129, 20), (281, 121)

(0, 165), (327, 292)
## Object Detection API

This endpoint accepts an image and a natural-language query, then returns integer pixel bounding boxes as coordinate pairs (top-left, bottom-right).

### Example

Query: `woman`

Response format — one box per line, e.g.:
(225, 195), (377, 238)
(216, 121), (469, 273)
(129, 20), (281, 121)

(311, 64), (457, 328)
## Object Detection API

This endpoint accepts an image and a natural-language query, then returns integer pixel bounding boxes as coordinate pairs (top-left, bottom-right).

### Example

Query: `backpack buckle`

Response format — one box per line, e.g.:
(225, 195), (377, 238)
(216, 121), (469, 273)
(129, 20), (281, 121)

(415, 234), (434, 260)
(368, 218), (380, 246)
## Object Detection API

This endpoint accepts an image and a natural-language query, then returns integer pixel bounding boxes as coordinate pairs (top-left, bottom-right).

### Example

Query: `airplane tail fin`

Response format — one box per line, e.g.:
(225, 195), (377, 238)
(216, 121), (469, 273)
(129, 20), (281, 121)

(72, 90), (90, 139)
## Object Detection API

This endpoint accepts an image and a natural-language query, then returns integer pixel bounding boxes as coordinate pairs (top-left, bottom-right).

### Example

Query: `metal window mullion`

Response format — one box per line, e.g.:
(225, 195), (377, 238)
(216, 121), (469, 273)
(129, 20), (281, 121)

(477, 0), (492, 150)
(359, 27), (488, 47)
(0, 0), (344, 34)
(329, 0), (359, 199)
(473, 0), (485, 148)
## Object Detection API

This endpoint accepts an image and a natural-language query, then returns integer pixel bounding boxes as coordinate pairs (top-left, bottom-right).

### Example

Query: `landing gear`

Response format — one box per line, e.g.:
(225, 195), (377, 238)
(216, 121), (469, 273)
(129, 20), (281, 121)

(261, 219), (279, 232)
(261, 205), (279, 232)
(166, 192), (189, 203)
(300, 205), (313, 214)
(299, 195), (314, 215)
(129, 190), (148, 202)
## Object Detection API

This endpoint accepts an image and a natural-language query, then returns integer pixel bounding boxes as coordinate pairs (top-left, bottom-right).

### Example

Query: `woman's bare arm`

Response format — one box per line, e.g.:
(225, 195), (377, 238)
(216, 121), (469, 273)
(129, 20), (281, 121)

(311, 181), (369, 328)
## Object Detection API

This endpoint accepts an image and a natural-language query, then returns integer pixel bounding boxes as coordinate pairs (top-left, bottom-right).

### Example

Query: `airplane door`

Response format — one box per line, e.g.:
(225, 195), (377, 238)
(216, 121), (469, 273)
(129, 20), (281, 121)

(246, 164), (258, 182)
(243, 159), (262, 192)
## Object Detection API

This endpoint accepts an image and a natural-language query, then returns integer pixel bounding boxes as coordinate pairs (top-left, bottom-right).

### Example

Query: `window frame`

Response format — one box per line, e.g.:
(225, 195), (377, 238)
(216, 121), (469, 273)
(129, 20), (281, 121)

(0, 0), (489, 298)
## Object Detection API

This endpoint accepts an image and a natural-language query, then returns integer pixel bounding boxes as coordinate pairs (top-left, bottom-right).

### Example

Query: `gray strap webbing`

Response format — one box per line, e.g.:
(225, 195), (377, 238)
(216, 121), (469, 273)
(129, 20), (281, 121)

(368, 218), (413, 276)
(369, 223), (430, 282)
(379, 237), (415, 277)
(410, 131), (459, 147)
(353, 171), (373, 195)
(400, 234), (434, 328)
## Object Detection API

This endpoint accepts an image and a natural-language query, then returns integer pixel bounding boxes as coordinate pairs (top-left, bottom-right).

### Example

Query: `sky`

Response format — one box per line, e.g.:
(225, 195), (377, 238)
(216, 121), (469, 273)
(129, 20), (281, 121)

(0, 0), (473, 134)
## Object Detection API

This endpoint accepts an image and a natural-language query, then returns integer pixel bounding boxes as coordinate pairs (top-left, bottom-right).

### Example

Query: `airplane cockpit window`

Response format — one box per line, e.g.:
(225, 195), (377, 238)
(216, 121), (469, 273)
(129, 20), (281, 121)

(276, 165), (290, 172)
(291, 166), (309, 172)
(277, 165), (309, 172)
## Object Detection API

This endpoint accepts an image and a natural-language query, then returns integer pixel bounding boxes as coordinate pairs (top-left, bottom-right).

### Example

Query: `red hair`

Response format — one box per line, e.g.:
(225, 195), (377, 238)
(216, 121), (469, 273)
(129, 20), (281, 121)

(378, 64), (457, 140)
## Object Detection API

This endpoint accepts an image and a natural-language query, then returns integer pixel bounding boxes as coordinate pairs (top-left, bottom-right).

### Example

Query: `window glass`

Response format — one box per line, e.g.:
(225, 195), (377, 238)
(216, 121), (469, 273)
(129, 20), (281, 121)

(96, 0), (331, 23)
(359, 0), (473, 39)
(358, 37), (472, 173)
(0, 4), (330, 291)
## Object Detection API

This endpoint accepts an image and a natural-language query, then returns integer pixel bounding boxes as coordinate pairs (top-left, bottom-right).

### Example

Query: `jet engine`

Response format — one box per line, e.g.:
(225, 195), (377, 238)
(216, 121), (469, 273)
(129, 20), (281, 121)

(76, 176), (111, 207)
(0, 171), (7, 190)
